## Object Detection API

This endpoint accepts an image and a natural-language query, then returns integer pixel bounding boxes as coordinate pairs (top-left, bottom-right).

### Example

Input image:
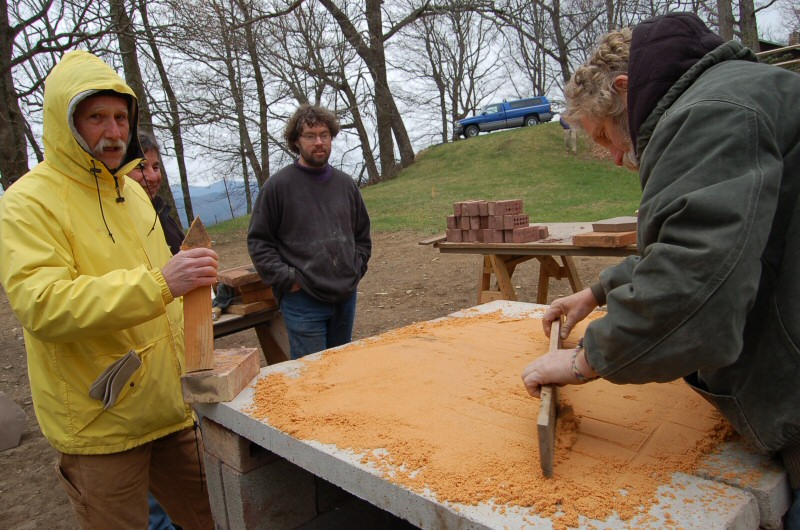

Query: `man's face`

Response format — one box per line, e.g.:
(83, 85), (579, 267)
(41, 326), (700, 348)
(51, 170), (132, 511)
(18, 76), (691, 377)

(295, 124), (332, 168)
(73, 95), (130, 171)
(129, 149), (162, 199)
(580, 114), (639, 171)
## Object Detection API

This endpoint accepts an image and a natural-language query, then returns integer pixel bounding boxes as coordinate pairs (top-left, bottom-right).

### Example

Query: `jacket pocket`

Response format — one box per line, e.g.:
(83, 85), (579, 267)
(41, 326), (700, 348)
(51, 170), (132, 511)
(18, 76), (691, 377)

(684, 372), (768, 454)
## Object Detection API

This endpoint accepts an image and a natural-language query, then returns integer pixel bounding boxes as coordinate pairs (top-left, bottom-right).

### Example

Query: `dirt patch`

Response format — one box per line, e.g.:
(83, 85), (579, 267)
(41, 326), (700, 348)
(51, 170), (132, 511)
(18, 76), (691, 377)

(0, 229), (621, 528)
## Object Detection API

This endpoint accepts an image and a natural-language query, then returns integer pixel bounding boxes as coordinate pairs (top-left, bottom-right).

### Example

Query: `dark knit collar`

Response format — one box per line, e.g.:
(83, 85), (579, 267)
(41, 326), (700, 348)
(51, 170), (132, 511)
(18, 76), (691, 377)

(627, 12), (724, 156)
(294, 159), (333, 182)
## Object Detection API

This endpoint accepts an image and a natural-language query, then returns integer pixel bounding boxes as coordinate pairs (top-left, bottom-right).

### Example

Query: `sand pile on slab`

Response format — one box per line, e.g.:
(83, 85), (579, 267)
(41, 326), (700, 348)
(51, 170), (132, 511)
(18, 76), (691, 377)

(249, 311), (734, 529)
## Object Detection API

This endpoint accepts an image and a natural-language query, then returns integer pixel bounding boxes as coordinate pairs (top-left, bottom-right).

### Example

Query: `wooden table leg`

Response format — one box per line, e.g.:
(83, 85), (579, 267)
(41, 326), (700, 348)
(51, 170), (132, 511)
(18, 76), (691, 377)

(535, 256), (585, 304)
(489, 255), (517, 301)
(477, 255), (519, 304)
(561, 256), (583, 293)
(253, 313), (290, 366)
(477, 256), (492, 305)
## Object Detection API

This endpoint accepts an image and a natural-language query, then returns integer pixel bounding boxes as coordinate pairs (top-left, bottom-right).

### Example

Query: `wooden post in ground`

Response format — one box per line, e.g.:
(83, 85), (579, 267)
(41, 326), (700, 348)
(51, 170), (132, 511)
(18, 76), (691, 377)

(181, 217), (214, 372)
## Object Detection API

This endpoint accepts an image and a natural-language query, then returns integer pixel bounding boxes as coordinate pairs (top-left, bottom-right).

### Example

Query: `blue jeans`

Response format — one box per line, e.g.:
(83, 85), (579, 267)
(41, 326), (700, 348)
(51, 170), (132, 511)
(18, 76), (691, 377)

(148, 492), (175, 530)
(279, 289), (357, 359)
(787, 488), (800, 530)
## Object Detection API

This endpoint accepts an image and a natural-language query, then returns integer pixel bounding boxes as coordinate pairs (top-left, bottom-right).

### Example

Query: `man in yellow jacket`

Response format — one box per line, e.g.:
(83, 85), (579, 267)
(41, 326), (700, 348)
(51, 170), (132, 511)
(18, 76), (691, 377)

(0, 51), (217, 529)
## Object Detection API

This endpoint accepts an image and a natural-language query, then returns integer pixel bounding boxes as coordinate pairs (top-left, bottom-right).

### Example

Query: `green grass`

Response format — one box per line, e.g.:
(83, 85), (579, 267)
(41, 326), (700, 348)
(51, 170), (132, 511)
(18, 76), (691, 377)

(208, 122), (642, 237)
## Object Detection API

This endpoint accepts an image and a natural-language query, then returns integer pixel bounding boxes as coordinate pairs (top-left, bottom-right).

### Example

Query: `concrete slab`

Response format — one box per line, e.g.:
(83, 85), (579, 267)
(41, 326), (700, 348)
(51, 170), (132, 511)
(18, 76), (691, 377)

(196, 300), (784, 529)
(696, 441), (790, 529)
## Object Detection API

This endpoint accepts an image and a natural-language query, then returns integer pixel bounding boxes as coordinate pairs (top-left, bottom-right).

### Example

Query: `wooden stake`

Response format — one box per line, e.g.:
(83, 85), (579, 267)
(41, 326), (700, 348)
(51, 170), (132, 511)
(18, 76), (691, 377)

(181, 217), (214, 372)
(537, 319), (561, 478)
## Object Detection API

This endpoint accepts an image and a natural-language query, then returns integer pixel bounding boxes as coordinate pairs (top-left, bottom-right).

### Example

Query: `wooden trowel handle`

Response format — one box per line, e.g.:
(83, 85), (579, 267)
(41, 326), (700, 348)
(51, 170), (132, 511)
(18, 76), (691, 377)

(537, 317), (562, 478)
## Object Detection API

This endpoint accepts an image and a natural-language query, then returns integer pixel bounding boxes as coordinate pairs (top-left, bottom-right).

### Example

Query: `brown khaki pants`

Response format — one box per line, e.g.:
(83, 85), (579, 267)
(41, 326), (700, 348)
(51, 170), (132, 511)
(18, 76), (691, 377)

(56, 426), (213, 530)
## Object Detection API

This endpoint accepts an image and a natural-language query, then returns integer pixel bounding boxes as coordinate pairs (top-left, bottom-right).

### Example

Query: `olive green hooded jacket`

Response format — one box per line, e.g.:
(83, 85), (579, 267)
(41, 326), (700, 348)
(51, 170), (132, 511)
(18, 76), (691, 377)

(586, 16), (800, 457)
(0, 51), (192, 454)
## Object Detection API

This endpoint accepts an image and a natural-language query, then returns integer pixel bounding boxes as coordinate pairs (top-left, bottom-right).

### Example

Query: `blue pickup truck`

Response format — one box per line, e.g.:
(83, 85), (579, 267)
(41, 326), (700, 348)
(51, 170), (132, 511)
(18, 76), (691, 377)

(454, 96), (553, 139)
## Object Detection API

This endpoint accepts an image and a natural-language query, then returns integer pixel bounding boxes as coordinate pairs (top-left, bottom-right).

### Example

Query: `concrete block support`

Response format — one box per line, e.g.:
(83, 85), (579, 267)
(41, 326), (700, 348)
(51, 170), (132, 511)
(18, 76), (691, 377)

(202, 419), (317, 529)
(203, 418), (278, 473)
(221, 457), (317, 530)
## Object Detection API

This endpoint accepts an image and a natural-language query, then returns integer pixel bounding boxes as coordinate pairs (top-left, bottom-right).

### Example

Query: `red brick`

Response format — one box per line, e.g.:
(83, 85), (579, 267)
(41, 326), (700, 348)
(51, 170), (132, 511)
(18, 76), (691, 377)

(487, 215), (503, 229)
(503, 214), (530, 229)
(469, 216), (480, 229)
(464, 201), (481, 216)
(453, 202), (465, 216)
(446, 228), (462, 242)
(492, 229), (504, 242)
(446, 215), (458, 229)
(494, 199), (523, 216)
(478, 201), (489, 216)
(479, 216), (489, 229)
(503, 229), (514, 242)
(460, 216), (470, 229)
(464, 229), (479, 242)
(512, 226), (540, 243)
(538, 225), (550, 239)
(477, 229), (493, 243)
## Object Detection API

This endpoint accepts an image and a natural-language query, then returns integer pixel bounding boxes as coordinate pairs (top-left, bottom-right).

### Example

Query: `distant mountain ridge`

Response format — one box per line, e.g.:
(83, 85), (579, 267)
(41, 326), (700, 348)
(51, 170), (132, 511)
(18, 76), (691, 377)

(170, 180), (252, 227)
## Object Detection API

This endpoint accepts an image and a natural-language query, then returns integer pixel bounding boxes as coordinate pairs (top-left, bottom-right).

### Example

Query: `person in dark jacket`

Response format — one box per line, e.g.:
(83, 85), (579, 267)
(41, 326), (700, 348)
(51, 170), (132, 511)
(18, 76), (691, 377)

(248, 104), (371, 359)
(129, 132), (185, 255)
(520, 13), (800, 526)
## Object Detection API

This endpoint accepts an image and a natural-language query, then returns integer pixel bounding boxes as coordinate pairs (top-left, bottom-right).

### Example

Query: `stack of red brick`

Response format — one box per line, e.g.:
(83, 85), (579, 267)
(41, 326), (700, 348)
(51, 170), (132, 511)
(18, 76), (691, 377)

(446, 199), (549, 243)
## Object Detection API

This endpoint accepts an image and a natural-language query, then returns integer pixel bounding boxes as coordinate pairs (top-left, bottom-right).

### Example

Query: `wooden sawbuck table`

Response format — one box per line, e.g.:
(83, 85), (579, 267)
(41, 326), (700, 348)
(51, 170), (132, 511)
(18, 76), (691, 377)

(423, 222), (638, 304)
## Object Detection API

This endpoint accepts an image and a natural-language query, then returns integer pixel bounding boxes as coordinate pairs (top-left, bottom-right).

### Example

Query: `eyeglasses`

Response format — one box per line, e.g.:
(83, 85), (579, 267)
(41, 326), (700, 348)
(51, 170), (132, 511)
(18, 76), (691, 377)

(300, 132), (332, 143)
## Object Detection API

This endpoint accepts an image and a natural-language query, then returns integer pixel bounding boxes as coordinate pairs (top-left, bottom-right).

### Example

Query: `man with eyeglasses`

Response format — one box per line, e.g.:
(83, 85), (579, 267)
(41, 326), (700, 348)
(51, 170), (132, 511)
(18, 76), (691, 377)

(248, 104), (371, 359)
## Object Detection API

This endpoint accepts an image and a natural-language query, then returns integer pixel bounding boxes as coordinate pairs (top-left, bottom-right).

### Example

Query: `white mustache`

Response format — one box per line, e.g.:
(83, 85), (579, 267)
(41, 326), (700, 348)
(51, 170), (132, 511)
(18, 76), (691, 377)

(92, 138), (127, 157)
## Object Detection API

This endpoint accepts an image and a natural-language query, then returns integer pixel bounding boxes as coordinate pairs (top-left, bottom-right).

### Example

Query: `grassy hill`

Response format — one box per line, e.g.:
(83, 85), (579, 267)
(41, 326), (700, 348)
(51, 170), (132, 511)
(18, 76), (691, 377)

(209, 122), (642, 238)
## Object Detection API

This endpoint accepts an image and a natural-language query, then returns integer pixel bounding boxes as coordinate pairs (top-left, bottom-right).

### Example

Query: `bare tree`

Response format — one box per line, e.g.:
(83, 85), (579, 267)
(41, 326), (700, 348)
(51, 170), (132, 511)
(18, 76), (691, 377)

(0, 0), (106, 190)
(137, 0), (196, 222)
(398, 7), (503, 144)
(317, 0), (435, 180)
(110, 0), (182, 226)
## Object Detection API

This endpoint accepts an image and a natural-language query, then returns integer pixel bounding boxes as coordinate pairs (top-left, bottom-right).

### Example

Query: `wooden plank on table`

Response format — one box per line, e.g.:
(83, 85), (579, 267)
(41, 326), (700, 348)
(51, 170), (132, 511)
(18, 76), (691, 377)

(572, 230), (636, 248)
(181, 347), (260, 403)
(418, 234), (447, 245)
(226, 300), (274, 315)
(592, 216), (637, 232)
(537, 319), (561, 478)
(181, 217), (214, 372)
(217, 264), (261, 288)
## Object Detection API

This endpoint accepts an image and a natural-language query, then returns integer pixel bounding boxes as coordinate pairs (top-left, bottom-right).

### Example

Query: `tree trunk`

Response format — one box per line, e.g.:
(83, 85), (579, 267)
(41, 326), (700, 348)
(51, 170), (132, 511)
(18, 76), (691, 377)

(139, 0), (192, 225)
(238, 0), (270, 192)
(0, 1), (29, 189)
(718, 0), (734, 41)
(738, 0), (760, 51)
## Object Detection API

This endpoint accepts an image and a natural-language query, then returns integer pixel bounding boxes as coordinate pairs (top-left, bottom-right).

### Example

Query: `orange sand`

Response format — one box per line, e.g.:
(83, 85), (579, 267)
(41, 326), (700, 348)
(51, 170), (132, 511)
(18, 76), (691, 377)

(249, 311), (734, 529)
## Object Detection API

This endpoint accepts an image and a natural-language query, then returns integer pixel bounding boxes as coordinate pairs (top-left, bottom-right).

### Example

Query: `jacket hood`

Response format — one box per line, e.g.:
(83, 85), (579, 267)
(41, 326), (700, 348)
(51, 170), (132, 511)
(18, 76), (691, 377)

(43, 50), (143, 183)
(627, 12), (724, 155)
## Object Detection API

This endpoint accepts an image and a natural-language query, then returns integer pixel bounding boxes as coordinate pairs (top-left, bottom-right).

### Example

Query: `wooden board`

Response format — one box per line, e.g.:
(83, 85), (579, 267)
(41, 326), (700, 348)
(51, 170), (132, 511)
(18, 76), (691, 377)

(592, 216), (637, 232)
(217, 264), (261, 288)
(537, 319), (561, 478)
(418, 234), (447, 245)
(181, 217), (214, 372)
(226, 300), (274, 315)
(181, 347), (260, 403)
(572, 230), (636, 248)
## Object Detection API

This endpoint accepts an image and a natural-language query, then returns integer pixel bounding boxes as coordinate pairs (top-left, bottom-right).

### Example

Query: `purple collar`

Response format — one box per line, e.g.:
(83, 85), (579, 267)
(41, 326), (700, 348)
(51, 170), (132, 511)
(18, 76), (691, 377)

(294, 160), (333, 182)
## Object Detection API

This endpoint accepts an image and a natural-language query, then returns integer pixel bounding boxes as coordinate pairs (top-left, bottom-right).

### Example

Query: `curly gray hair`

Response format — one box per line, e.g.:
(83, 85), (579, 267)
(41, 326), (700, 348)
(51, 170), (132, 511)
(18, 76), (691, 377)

(564, 27), (632, 128)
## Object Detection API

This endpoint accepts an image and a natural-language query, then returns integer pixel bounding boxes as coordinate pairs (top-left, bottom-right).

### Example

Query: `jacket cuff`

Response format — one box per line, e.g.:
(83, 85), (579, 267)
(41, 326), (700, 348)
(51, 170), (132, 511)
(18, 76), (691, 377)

(153, 269), (174, 305)
(589, 282), (607, 306)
